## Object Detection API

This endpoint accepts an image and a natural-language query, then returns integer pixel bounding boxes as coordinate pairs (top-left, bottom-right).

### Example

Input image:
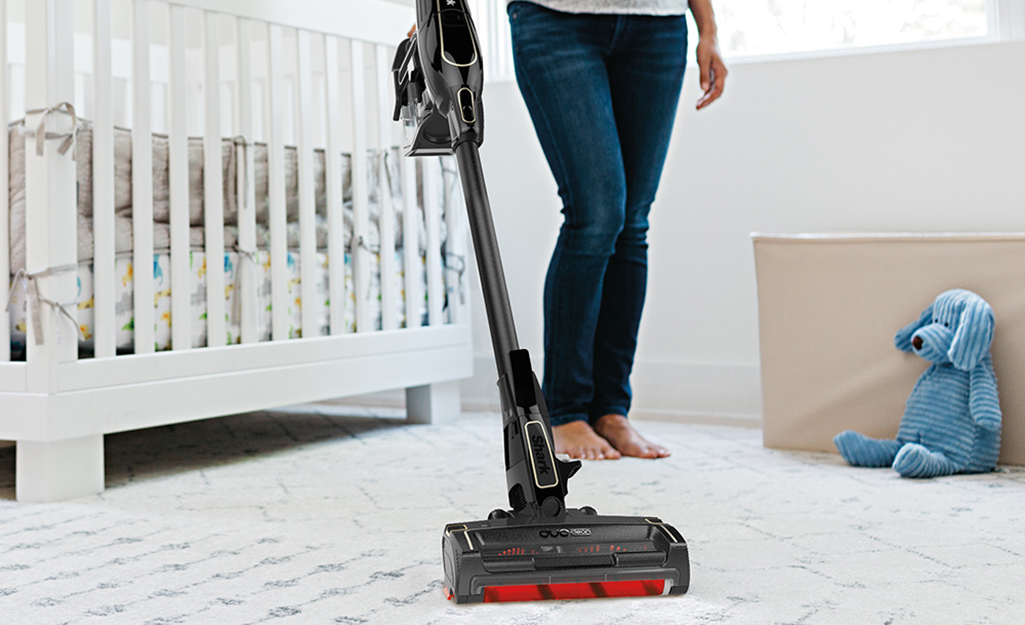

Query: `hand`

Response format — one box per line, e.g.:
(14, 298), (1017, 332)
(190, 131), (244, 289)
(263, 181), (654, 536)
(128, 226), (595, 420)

(695, 35), (727, 110)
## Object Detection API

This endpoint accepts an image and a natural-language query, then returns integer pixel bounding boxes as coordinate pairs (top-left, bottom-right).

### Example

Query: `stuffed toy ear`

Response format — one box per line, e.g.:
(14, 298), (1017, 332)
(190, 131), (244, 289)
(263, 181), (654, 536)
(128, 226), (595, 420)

(894, 304), (934, 352)
(948, 298), (994, 371)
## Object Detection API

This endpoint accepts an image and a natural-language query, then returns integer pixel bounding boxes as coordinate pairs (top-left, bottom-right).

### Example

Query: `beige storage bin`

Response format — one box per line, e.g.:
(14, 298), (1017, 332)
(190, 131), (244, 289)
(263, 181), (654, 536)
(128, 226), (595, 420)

(752, 233), (1025, 465)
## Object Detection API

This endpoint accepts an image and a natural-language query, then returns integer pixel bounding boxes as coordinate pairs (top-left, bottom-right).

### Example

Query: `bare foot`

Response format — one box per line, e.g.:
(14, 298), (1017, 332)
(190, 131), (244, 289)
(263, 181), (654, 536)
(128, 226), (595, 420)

(592, 414), (670, 459)
(552, 421), (622, 460)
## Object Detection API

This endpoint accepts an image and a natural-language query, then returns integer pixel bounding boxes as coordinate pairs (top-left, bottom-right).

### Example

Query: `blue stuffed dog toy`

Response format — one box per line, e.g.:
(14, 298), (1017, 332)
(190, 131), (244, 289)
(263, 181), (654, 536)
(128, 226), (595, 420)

(834, 289), (1001, 478)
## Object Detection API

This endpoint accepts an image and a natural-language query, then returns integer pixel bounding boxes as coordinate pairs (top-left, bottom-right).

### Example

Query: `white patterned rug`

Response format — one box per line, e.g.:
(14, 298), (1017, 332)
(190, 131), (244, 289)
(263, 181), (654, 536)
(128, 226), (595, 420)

(1, 406), (1023, 625)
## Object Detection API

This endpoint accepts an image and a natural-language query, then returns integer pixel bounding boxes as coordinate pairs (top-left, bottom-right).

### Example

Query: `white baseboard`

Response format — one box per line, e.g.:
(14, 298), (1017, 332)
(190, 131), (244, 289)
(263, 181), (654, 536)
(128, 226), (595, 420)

(627, 408), (762, 428)
(629, 359), (763, 425)
(319, 356), (763, 429)
(459, 355), (763, 427)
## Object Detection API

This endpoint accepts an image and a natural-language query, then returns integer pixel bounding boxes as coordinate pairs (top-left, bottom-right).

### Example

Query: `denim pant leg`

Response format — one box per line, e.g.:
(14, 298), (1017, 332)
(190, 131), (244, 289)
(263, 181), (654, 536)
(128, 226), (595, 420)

(589, 16), (689, 421)
(510, 4), (623, 426)
(508, 3), (687, 426)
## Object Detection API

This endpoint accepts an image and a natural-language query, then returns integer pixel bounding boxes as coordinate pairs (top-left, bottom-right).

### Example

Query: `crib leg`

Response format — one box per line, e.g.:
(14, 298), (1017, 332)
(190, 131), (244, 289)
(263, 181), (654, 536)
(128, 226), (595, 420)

(405, 381), (461, 424)
(16, 435), (105, 503)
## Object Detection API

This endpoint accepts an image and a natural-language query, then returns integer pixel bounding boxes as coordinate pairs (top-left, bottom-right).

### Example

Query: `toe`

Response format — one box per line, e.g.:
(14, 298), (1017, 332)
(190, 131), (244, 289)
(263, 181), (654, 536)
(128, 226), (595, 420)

(638, 446), (660, 459)
(650, 444), (670, 458)
(600, 442), (622, 460)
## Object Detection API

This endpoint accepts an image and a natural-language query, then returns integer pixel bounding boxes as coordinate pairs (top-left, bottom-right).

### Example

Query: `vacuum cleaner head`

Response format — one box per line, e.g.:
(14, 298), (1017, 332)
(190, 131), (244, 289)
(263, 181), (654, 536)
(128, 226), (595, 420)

(442, 510), (689, 604)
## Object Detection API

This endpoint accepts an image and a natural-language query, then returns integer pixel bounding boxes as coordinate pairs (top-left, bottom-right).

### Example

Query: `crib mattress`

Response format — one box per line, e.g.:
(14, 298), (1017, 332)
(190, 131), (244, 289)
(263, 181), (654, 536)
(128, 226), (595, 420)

(6, 118), (445, 272)
(8, 249), (424, 355)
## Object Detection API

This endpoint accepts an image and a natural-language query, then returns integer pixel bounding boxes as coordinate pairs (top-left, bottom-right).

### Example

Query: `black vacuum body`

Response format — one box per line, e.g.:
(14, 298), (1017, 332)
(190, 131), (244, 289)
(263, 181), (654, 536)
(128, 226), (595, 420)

(393, 0), (689, 604)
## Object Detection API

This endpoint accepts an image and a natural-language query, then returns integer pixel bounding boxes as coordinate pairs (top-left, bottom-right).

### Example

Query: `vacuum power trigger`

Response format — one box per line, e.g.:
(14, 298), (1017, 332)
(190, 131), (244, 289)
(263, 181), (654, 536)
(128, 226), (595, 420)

(509, 349), (537, 409)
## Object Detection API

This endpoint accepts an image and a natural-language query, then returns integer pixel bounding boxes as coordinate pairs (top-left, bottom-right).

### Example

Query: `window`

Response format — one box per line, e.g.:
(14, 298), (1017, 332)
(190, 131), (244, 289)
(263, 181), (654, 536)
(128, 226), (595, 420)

(713, 0), (991, 58)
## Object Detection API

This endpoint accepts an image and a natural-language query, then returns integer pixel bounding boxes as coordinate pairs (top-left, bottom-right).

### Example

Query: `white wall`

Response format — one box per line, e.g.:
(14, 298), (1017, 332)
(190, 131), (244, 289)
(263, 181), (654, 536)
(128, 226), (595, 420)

(463, 40), (1025, 424)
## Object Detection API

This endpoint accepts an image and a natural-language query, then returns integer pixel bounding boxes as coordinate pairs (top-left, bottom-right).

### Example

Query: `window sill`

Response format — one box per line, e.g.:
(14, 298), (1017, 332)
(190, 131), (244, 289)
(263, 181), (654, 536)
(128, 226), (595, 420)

(718, 34), (1005, 67)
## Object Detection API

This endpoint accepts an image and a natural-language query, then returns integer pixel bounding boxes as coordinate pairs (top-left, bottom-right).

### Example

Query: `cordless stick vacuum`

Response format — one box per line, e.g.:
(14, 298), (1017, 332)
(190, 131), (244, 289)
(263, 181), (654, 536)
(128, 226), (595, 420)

(392, 0), (689, 604)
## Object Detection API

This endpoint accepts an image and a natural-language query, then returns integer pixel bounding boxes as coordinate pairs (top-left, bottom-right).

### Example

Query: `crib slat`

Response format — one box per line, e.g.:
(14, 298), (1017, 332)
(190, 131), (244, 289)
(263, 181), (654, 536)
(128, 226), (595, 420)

(375, 45), (397, 332)
(0, 0), (9, 361)
(423, 157), (444, 325)
(296, 30), (318, 338)
(168, 4), (191, 351)
(19, 0), (58, 365)
(236, 17), (259, 344)
(455, 165), (471, 324)
(401, 151), (422, 328)
(203, 11), (226, 348)
(267, 24), (289, 341)
(443, 157), (464, 324)
(132, 0), (155, 354)
(350, 41), (372, 333)
(91, 0), (116, 359)
(24, 0), (78, 370)
(323, 35), (346, 336)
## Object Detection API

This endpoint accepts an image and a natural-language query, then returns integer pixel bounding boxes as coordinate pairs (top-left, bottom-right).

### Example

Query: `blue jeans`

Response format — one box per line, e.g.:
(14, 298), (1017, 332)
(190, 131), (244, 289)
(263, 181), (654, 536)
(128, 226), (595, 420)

(508, 2), (688, 426)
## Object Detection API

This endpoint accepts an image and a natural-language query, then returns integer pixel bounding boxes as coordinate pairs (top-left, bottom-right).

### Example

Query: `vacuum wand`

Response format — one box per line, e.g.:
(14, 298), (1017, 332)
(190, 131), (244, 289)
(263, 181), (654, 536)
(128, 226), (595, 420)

(452, 142), (518, 383)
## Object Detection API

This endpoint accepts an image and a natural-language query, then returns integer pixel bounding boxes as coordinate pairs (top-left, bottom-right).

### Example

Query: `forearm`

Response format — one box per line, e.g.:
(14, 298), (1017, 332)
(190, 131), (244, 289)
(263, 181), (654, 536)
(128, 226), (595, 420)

(689, 0), (727, 109)
(688, 0), (718, 38)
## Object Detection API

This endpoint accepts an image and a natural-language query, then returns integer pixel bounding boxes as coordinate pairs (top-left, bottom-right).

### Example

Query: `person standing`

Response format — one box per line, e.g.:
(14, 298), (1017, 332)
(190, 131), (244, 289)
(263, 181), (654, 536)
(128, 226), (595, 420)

(507, 0), (727, 459)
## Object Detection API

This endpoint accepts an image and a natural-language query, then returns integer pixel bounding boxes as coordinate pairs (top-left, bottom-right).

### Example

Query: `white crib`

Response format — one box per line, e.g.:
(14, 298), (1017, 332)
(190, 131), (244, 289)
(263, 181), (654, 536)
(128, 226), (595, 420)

(0, 0), (473, 502)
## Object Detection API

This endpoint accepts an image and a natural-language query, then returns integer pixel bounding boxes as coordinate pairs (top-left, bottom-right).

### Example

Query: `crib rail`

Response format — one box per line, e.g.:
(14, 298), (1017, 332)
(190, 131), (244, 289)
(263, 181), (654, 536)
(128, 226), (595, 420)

(1, 0), (467, 375)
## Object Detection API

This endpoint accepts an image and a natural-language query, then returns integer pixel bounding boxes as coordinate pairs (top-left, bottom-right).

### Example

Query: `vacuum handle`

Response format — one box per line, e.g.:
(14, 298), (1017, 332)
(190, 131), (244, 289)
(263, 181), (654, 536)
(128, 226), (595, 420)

(416, 0), (484, 147)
